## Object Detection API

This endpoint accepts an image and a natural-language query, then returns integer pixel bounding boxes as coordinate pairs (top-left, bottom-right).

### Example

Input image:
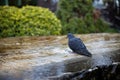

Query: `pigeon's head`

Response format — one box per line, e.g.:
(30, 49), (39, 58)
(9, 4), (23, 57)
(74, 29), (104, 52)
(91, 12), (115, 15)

(67, 33), (75, 39)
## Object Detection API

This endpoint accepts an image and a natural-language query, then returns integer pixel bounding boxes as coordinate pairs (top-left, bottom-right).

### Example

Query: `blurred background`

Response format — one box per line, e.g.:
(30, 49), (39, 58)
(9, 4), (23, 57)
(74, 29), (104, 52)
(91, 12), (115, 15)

(0, 0), (120, 38)
(0, 1), (120, 80)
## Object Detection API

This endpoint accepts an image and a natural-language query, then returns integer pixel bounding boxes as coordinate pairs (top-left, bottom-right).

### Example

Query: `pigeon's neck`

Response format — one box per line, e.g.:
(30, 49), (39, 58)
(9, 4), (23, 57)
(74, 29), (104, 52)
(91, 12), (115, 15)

(67, 33), (75, 39)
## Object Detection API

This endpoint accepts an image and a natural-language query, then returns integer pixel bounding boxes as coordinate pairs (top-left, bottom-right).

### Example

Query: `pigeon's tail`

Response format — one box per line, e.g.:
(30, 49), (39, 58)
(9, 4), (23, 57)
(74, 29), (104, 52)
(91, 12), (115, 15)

(76, 50), (92, 57)
(83, 51), (92, 57)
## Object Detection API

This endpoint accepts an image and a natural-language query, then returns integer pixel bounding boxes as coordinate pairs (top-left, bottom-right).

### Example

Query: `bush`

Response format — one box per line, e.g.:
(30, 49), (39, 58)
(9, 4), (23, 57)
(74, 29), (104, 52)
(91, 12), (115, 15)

(56, 0), (117, 34)
(0, 6), (61, 37)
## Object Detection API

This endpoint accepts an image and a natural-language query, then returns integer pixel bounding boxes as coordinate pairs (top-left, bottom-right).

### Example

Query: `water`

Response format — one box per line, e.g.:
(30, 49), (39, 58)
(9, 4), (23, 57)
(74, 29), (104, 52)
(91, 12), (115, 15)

(0, 33), (120, 80)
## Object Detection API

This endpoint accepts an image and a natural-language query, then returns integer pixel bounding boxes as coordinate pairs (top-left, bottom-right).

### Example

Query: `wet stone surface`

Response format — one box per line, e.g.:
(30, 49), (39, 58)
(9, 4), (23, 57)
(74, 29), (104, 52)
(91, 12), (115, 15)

(0, 33), (120, 80)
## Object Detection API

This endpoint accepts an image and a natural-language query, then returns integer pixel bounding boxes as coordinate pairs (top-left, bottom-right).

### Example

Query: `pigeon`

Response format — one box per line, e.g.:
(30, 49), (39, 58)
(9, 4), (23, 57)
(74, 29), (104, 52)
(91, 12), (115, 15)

(67, 33), (92, 57)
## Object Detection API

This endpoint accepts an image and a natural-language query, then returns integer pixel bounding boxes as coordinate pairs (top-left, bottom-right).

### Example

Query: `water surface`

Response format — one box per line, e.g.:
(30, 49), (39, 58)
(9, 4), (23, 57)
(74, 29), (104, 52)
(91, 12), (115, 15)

(0, 33), (120, 80)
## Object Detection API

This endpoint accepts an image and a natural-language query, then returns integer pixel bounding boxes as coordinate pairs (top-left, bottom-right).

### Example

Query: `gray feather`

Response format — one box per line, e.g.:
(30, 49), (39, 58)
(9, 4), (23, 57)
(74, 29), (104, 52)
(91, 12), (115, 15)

(67, 33), (92, 57)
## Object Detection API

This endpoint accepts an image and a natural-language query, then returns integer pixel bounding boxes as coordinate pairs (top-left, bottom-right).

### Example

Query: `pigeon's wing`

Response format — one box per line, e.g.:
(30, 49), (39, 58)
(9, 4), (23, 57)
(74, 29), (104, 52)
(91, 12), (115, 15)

(68, 38), (86, 52)
(77, 38), (86, 49)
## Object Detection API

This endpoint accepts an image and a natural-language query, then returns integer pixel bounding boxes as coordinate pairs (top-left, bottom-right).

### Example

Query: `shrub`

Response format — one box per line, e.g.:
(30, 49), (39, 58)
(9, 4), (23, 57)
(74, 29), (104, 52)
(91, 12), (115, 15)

(0, 6), (61, 38)
(56, 0), (117, 34)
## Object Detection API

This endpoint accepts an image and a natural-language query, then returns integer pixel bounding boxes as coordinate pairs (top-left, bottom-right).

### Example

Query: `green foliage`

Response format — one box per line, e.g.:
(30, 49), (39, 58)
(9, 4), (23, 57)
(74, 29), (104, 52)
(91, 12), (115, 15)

(0, 6), (61, 38)
(56, 0), (117, 34)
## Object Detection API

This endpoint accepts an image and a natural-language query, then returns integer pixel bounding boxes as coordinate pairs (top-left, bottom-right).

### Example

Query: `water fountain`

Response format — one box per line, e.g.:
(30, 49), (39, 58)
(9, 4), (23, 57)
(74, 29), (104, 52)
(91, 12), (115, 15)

(0, 33), (120, 80)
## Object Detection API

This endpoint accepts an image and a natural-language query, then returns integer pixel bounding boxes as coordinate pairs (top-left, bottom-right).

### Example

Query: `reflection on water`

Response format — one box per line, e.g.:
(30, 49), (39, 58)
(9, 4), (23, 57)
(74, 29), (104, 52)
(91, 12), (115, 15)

(24, 51), (118, 80)
(91, 54), (113, 67)
(24, 62), (65, 80)
(0, 33), (120, 80)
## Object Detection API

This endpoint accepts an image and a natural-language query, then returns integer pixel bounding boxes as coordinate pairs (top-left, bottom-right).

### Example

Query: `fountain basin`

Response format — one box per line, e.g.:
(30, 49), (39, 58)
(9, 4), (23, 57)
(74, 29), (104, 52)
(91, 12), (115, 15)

(0, 33), (120, 80)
